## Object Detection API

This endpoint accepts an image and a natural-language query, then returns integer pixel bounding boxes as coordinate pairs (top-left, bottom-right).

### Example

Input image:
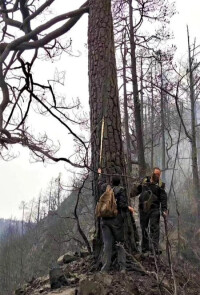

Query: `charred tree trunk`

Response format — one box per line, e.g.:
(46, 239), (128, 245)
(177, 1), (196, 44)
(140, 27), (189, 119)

(88, 0), (138, 259)
(128, 0), (146, 177)
(88, 0), (125, 197)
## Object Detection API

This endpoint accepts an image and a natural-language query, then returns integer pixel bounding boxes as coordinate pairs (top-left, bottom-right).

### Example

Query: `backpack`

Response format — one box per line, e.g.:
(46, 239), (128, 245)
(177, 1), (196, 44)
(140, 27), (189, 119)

(139, 186), (157, 213)
(95, 185), (118, 218)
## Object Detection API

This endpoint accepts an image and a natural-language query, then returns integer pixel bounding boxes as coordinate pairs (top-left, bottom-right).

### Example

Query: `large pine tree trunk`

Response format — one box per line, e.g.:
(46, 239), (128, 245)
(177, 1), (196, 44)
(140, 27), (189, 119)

(88, 0), (138, 260)
(88, 0), (125, 198)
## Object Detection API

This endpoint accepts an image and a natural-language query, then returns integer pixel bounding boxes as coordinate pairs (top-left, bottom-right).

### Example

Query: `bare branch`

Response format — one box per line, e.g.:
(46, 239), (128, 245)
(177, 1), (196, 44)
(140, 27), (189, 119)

(0, 3), (89, 62)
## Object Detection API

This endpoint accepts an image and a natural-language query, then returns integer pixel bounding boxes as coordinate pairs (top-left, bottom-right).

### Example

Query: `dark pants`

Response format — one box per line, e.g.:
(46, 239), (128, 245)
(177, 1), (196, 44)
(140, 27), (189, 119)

(100, 214), (126, 271)
(139, 208), (160, 253)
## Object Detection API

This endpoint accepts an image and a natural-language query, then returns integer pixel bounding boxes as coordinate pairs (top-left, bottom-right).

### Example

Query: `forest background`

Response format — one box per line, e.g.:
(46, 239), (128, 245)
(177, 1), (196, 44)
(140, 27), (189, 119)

(0, 0), (200, 220)
(0, 0), (200, 294)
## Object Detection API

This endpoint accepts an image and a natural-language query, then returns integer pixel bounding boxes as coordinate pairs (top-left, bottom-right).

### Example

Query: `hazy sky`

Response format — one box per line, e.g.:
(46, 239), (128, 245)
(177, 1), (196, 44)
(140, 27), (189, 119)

(171, 0), (200, 54)
(0, 0), (199, 219)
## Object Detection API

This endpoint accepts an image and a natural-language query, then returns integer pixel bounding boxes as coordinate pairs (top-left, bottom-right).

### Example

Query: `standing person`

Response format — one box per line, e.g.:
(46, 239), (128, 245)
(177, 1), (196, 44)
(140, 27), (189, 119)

(131, 167), (168, 254)
(98, 175), (134, 273)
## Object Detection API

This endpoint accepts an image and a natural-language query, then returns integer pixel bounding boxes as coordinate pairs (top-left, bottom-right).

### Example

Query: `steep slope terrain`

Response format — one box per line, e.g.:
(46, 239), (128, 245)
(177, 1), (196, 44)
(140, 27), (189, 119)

(16, 253), (200, 295)
(0, 180), (95, 294)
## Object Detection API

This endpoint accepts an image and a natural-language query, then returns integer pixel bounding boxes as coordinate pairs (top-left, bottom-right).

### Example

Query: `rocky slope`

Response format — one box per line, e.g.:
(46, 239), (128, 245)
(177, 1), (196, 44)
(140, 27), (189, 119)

(15, 252), (200, 295)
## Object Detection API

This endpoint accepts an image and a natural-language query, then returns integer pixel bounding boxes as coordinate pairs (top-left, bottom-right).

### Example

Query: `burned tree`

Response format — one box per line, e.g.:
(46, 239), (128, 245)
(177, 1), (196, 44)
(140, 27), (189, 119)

(88, 0), (126, 196)
(0, 0), (89, 166)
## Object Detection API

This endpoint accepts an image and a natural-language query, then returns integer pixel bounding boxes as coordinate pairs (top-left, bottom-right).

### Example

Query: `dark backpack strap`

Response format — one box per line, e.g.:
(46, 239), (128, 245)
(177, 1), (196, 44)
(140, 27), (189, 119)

(113, 186), (124, 196)
(160, 182), (165, 189)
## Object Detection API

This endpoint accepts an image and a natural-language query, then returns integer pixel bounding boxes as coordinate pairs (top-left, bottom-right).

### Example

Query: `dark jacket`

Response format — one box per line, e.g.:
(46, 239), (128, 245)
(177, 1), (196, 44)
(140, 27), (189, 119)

(134, 177), (167, 213)
(113, 186), (128, 213)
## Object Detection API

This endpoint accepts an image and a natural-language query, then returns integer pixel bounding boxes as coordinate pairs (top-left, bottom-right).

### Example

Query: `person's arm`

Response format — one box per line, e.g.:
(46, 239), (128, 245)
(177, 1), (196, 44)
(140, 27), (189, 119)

(118, 188), (135, 214)
(130, 176), (151, 198)
(130, 183), (142, 198)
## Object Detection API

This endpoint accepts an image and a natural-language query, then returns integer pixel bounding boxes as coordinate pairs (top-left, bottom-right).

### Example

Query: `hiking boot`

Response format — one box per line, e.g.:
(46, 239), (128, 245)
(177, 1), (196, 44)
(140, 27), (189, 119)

(120, 269), (126, 274)
(155, 249), (162, 255)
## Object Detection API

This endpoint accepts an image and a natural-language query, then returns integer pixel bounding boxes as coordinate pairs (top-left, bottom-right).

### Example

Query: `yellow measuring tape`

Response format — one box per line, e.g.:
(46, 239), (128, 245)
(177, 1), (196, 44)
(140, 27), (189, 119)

(99, 116), (105, 168)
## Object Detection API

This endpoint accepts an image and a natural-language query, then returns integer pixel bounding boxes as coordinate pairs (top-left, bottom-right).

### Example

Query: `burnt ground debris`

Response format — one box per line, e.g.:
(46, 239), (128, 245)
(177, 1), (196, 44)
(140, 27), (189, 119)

(17, 253), (200, 295)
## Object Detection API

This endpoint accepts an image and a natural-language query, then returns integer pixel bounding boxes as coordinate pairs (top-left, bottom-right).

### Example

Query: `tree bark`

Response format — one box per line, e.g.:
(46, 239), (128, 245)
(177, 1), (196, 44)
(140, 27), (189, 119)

(88, 0), (126, 197)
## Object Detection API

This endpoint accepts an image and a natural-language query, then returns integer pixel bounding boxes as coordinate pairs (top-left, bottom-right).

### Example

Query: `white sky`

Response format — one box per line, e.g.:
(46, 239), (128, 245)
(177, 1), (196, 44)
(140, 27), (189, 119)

(171, 0), (200, 55)
(0, 0), (199, 219)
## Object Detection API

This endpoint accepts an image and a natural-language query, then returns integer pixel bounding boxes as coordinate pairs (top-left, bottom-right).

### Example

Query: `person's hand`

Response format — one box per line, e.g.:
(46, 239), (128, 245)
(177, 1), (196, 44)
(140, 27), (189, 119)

(128, 206), (135, 214)
(162, 210), (168, 217)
